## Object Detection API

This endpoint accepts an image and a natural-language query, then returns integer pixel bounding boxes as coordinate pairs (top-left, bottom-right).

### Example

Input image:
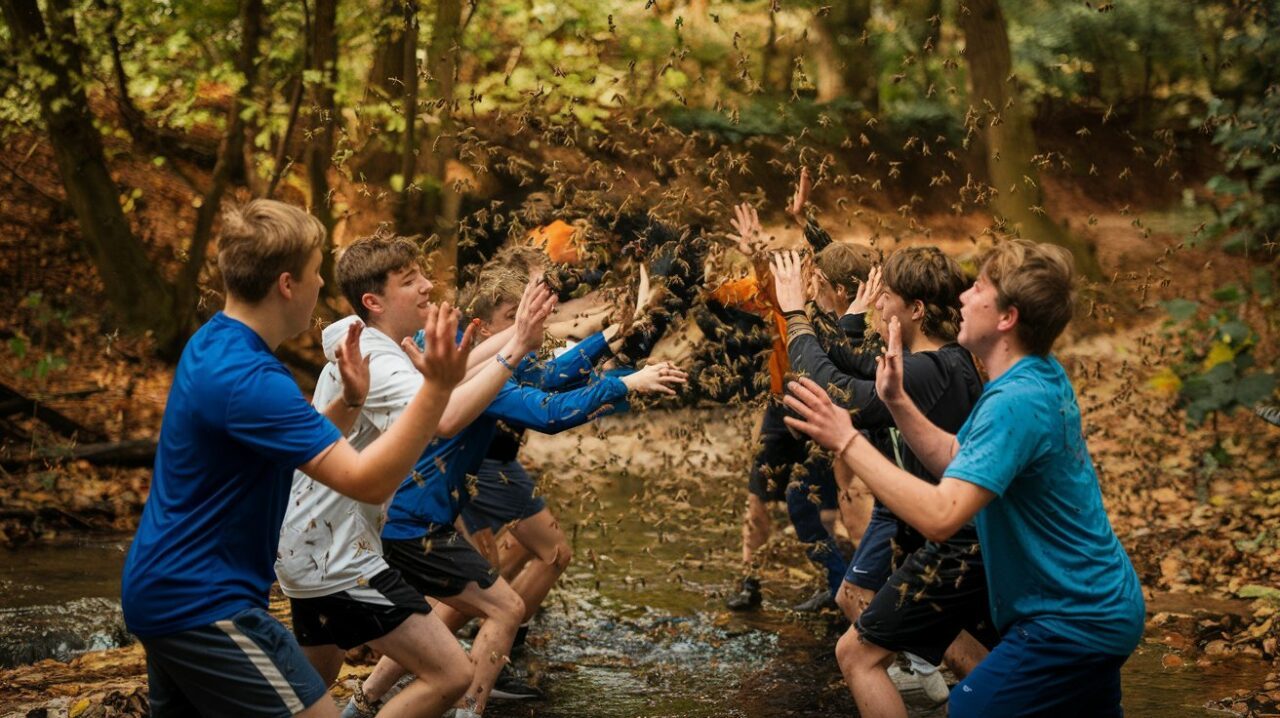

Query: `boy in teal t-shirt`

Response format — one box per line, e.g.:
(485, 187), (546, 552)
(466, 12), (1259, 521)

(783, 239), (1143, 717)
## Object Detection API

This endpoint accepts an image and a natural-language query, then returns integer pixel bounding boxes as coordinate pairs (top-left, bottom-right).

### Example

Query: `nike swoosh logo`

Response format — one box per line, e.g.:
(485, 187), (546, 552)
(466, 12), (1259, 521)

(850, 567), (869, 574)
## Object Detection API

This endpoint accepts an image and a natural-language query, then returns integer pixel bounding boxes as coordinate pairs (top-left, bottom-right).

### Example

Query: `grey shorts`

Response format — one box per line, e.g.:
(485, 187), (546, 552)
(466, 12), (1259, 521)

(141, 607), (329, 717)
(383, 526), (498, 598)
(460, 459), (547, 534)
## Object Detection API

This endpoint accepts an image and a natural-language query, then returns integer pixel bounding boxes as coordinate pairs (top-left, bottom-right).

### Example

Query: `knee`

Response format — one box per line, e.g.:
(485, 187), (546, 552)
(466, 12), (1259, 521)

(835, 628), (861, 671)
(496, 587), (525, 626)
(834, 585), (855, 617)
(550, 542), (573, 573)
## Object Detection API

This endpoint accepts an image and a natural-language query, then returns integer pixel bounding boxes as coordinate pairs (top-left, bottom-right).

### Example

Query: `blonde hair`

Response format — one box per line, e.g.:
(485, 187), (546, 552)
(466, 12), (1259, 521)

(458, 267), (526, 323)
(979, 239), (1075, 355)
(336, 232), (424, 321)
(217, 200), (326, 303)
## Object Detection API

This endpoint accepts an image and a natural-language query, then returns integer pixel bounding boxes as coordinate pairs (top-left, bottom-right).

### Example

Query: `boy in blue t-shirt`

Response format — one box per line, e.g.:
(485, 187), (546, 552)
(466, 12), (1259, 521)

(120, 200), (477, 718)
(783, 239), (1144, 717)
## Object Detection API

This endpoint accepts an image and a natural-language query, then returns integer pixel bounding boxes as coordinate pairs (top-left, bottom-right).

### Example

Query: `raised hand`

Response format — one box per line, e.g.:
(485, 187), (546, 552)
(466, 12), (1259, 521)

(874, 315), (906, 406)
(787, 166), (812, 224)
(620, 361), (688, 396)
(514, 279), (558, 353)
(729, 202), (766, 256)
(402, 302), (476, 390)
(770, 250), (807, 313)
(782, 377), (859, 454)
(334, 320), (371, 407)
(847, 265), (883, 316)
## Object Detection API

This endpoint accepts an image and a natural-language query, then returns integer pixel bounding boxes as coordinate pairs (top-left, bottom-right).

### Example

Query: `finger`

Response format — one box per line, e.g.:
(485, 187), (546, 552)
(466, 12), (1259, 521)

(782, 415), (817, 437)
(782, 392), (820, 422)
(795, 377), (834, 409)
(457, 319), (479, 352)
(887, 316), (902, 357)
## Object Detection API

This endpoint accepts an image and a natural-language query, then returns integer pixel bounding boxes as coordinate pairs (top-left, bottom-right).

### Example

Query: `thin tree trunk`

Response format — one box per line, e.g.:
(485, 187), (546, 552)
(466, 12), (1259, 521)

(813, 0), (874, 107)
(305, 0), (339, 288)
(179, 0), (266, 310)
(395, 0), (421, 231)
(958, 0), (1101, 278)
(0, 0), (180, 348)
(424, 0), (464, 289)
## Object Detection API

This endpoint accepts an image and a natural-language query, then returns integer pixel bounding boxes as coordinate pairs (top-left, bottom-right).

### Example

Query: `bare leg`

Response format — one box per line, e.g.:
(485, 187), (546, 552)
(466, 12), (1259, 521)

(942, 630), (989, 679)
(835, 462), (873, 543)
(834, 580), (877, 625)
(433, 580), (525, 715)
(497, 530), (534, 581)
(469, 527), (500, 568)
(301, 644), (347, 688)
(741, 493), (772, 570)
(505, 508), (573, 622)
(368, 613), (473, 718)
(836, 626), (907, 718)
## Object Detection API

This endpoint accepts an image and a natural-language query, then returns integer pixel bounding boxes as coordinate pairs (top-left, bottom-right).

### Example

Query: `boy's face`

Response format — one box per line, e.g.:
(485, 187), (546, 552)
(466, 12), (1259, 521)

(478, 299), (519, 337)
(957, 273), (1005, 353)
(811, 271), (846, 314)
(371, 265), (434, 336)
(875, 285), (914, 336)
(286, 248), (325, 336)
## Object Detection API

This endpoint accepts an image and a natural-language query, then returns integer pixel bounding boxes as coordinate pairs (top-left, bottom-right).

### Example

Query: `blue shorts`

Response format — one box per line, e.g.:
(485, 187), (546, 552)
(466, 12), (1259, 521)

(141, 607), (329, 717)
(461, 459), (548, 534)
(950, 620), (1129, 718)
(843, 511), (900, 590)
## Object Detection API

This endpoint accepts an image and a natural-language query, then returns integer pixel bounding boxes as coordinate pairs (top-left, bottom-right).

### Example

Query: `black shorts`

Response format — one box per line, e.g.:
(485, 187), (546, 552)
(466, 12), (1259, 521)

(460, 459), (547, 534)
(289, 569), (432, 650)
(749, 402), (836, 504)
(855, 526), (1001, 666)
(383, 526), (498, 598)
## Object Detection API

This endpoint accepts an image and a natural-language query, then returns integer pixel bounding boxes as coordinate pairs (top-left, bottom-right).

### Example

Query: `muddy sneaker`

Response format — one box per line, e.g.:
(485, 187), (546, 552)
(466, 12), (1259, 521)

(489, 665), (543, 700)
(725, 577), (763, 611)
(888, 663), (950, 705)
(339, 684), (380, 718)
(793, 587), (836, 612)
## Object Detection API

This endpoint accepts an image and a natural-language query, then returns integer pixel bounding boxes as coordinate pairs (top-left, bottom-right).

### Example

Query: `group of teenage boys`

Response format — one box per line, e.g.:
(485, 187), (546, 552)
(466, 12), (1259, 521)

(122, 164), (1145, 717)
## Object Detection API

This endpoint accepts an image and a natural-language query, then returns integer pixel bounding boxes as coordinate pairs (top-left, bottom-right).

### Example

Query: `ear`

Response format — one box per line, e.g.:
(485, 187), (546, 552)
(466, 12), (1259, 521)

(362, 292), (384, 318)
(276, 272), (294, 300)
(911, 299), (926, 321)
(476, 321), (493, 338)
(997, 304), (1019, 333)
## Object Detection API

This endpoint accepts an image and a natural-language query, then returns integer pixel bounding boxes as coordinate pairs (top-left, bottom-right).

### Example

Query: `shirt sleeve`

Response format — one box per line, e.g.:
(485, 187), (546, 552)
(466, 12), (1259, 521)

(515, 333), (609, 390)
(483, 375), (629, 433)
(226, 365), (342, 468)
(944, 386), (1046, 497)
(803, 217), (834, 252)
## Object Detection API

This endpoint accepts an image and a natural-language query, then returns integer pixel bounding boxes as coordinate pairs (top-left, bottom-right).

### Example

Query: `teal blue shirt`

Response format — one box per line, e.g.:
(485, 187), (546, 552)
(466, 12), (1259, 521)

(946, 355), (1145, 656)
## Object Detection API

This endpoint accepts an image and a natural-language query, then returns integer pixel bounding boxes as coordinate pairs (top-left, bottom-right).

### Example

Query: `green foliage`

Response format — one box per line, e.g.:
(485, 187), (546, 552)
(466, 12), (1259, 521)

(1198, 88), (1280, 254)
(9, 292), (71, 383)
(1159, 277), (1276, 428)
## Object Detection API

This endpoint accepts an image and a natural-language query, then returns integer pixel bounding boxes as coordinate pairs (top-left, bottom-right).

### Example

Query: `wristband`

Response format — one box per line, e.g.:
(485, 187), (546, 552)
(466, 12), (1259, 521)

(496, 353), (517, 372)
(836, 432), (859, 458)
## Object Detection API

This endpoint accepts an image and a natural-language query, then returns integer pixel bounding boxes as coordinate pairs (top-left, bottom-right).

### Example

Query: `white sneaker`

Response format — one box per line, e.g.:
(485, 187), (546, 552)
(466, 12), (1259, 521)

(887, 663), (950, 705)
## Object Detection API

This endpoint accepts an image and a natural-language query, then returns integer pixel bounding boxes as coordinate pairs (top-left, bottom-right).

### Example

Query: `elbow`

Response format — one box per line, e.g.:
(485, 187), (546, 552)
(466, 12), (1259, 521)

(435, 423), (460, 439)
(919, 511), (964, 543)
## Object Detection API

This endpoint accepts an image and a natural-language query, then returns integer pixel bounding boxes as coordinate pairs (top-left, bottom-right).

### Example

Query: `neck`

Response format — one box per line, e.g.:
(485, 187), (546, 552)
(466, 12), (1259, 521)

(976, 337), (1029, 380)
(368, 317), (412, 344)
(223, 297), (292, 350)
(905, 329), (944, 354)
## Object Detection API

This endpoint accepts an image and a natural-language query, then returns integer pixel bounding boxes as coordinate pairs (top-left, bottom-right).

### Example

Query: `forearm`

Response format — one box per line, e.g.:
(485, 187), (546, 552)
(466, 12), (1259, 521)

(466, 326), (515, 373)
(838, 438), (962, 542)
(341, 382), (454, 503)
(438, 338), (525, 435)
(321, 397), (363, 435)
(884, 396), (959, 479)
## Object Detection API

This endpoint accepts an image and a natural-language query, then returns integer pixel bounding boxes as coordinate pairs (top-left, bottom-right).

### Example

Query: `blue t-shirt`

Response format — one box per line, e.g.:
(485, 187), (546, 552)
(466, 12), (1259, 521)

(383, 333), (627, 539)
(121, 313), (341, 637)
(945, 355), (1145, 656)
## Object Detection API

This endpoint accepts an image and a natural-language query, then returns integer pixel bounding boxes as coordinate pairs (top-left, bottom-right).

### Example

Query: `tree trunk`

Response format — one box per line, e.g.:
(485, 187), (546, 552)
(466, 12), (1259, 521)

(178, 0), (267, 318)
(395, 0), (421, 232)
(366, 0), (409, 101)
(0, 0), (180, 347)
(958, 0), (1101, 278)
(422, 0), (463, 288)
(813, 0), (874, 109)
(305, 0), (339, 288)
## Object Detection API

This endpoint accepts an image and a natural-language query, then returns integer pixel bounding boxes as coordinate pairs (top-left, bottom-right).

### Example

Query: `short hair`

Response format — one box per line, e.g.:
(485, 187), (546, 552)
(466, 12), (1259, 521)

(457, 267), (525, 323)
(978, 239), (1075, 355)
(217, 200), (325, 303)
(335, 232), (423, 321)
(881, 246), (969, 342)
(490, 244), (546, 278)
(814, 242), (879, 297)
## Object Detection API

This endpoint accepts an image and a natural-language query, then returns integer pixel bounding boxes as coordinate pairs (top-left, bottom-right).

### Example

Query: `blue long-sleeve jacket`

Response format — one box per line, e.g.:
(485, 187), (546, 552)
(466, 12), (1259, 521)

(383, 333), (627, 538)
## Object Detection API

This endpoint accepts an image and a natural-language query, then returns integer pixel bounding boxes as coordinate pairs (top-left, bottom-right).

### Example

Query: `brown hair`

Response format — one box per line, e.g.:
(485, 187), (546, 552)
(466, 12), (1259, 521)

(978, 239), (1075, 355)
(458, 267), (526, 323)
(217, 200), (326, 303)
(335, 232), (423, 321)
(814, 242), (880, 296)
(490, 244), (547, 277)
(882, 246), (968, 342)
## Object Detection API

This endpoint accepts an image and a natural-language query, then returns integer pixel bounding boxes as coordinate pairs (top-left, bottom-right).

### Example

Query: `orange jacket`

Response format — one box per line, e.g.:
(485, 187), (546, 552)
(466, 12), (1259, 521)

(709, 275), (789, 396)
(527, 219), (583, 265)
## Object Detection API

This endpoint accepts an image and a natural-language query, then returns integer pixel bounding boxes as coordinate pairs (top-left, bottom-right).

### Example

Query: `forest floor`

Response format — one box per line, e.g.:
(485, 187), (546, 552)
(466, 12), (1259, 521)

(0, 107), (1277, 715)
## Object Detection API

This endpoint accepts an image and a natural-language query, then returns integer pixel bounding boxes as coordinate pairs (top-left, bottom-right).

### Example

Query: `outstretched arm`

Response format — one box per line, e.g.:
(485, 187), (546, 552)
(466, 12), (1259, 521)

(301, 304), (475, 505)
(783, 377), (993, 543)
(321, 320), (372, 435)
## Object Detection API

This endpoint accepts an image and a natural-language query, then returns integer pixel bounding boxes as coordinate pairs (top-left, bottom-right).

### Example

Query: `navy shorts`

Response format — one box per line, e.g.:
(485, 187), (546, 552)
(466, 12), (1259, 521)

(749, 402), (836, 507)
(950, 620), (1129, 717)
(460, 459), (548, 534)
(855, 528), (1000, 666)
(289, 568), (432, 650)
(844, 509), (913, 591)
(141, 607), (329, 717)
(384, 526), (498, 598)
